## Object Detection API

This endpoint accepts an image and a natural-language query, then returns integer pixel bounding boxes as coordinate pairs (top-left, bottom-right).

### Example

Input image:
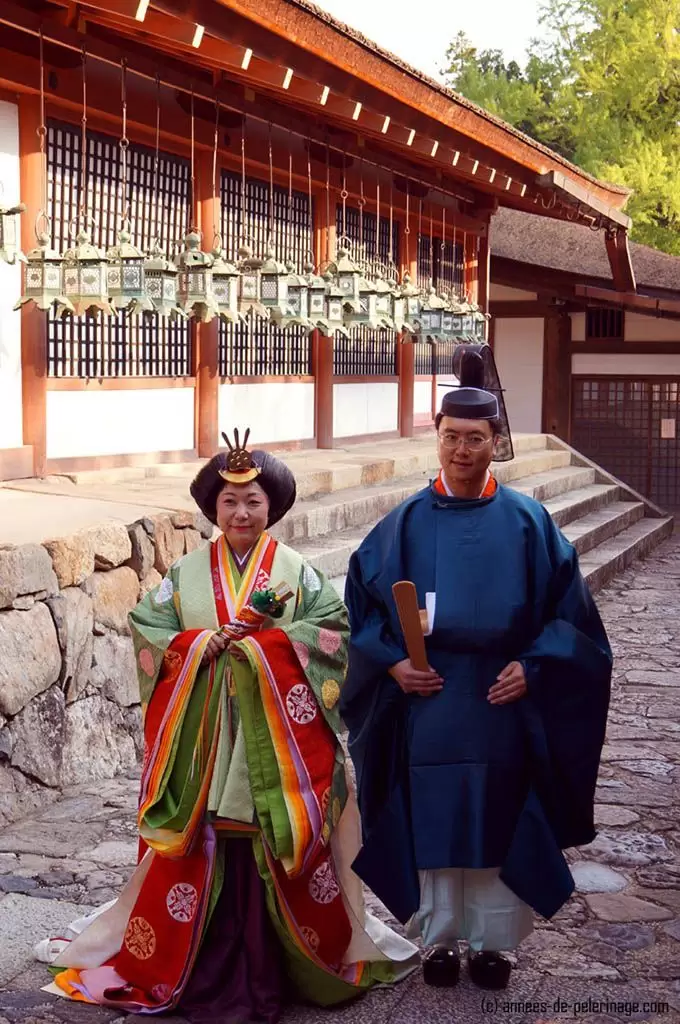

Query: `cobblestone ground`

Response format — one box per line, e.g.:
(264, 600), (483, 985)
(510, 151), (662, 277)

(1, 539), (680, 1024)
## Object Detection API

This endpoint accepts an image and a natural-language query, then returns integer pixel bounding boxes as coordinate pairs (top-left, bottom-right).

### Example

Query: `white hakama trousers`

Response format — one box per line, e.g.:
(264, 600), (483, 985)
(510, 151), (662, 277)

(407, 868), (534, 952)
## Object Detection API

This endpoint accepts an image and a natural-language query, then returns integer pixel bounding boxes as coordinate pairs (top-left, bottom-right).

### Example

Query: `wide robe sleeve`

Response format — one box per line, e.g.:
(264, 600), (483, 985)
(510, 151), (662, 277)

(339, 529), (420, 924)
(129, 567), (217, 858)
(517, 506), (613, 849)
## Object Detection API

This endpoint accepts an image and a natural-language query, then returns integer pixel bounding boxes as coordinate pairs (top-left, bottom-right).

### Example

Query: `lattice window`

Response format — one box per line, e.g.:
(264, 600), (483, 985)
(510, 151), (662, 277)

(334, 328), (398, 376)
(218, 170), (312, 377)
(416, 235), (464, 294)
(219, 313), (312, 377)
(435, 342), (458, 376)
(572, 377), (650, 496)
(335, 204), (400, 267)
(47, 121), (191, 378)
(586, 307), (624, 341)
(413, 340), (434, 375)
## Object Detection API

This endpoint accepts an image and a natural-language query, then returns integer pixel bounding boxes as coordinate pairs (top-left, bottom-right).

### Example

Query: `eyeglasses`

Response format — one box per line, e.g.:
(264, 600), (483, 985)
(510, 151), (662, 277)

(437, 432), (494, 452)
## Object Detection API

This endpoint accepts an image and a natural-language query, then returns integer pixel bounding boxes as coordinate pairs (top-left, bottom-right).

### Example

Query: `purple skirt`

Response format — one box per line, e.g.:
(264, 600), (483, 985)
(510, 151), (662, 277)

(178, 837), (286, 1024)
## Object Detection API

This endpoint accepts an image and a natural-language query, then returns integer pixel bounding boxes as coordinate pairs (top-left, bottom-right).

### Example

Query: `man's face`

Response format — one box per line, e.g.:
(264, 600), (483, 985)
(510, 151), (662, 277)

(436, 416), (496, 484)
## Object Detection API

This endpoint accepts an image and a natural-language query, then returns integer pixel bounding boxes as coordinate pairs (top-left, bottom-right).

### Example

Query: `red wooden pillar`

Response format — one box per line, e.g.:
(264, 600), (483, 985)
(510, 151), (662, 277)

(401, 224), (420, 430)
(19, 94), (47, 477)
(312, 330), (334, 449)
(397, 335), (414, 437)
(195, 151), (219, 457)
(478, 230), (491, 314)
(464, 233), (478, 303)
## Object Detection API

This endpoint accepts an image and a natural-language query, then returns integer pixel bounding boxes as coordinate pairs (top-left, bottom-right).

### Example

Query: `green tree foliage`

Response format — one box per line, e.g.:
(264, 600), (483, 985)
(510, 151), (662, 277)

(443, 1), (680, 254)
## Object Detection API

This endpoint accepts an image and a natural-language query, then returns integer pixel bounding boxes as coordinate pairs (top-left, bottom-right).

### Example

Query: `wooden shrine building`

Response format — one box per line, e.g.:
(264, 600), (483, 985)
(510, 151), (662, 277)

(490, 208), (680, 511)
(0, 0), (637, 480)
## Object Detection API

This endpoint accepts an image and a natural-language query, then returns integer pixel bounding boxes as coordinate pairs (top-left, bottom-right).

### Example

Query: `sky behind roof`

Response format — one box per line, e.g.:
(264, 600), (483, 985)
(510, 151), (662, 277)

(312, 0), (545, 81)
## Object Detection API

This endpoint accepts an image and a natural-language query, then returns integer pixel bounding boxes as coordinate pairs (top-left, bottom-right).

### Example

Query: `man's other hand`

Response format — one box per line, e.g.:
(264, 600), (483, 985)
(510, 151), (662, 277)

(389, 659), (444, 696)
(488, 661), (527, 705)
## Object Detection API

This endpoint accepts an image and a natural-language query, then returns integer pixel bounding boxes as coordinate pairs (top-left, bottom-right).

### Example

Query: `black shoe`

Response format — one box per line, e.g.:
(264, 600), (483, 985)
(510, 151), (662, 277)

(422, 947), (461, 987)
(468, 951), (512, 990)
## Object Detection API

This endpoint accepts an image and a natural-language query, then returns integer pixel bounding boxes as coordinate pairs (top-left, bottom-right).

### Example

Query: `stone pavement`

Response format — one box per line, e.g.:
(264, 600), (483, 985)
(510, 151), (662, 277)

(1, 538), (680, 1024)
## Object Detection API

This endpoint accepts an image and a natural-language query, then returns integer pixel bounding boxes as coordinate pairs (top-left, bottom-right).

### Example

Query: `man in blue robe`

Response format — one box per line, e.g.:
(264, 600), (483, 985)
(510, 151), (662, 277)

(340, 345), (611, 991)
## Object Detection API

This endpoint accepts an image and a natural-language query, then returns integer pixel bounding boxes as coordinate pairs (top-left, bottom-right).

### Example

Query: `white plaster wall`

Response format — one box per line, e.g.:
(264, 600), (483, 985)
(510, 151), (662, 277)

(414, 380), (432, 415)
(493, 318), (545, 433)
(47, 388), (196, 459)
(570, 312), (586, 343)
(489, 284), (538, 301)
(333, 382), (398, 437)
(572, 354), (680, 376)
(624, 314), (680, 342)
(219, 382), (314, 443)
(0, 100), (22, 450)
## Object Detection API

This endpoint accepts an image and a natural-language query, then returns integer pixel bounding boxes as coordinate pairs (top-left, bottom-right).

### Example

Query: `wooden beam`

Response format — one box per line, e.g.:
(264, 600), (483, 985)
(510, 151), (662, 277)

(572, 341), (680, 354)
(542, 308), (572, 441)
(490, 300), (555, 318)
(575, 284), (680, 320)
(195, 148), (220, 457)
(18, 91), (47, 478)
(604, 227), (636, 293)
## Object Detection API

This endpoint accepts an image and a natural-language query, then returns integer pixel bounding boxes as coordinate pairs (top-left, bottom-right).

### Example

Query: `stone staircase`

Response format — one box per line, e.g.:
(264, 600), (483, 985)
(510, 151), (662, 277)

(269, 434), (674, 594)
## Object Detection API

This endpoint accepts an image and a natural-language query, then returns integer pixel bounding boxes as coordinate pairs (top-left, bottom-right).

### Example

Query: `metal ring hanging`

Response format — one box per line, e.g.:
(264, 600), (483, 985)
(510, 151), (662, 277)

(267, 123), (275, 251)
(152, 73), (162, 248)
(118, 59), (130, 227)
(211, 96), (222, 251)
(286, 130), (294, 264)
(36, 27), (50, 240)
(78, 43), (88, 233)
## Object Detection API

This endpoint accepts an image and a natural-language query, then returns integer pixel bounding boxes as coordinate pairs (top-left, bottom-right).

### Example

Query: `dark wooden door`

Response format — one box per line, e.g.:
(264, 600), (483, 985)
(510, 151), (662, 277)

(571, 376), (680, 511)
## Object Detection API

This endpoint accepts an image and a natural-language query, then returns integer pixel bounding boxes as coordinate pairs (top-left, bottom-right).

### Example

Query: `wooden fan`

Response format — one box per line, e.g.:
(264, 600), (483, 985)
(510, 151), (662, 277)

(392, 581), (429, 672)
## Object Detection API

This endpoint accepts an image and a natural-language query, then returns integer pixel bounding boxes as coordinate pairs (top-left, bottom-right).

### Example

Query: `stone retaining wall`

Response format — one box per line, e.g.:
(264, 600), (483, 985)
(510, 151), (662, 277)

(0, 513), (213, 827)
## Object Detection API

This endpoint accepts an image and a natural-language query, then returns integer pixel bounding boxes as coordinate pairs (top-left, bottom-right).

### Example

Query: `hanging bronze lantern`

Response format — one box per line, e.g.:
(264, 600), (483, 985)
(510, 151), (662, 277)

(400, 273), (421, 333)
(335, 246), (363, 311)
(62, 228), (113, 317)
(284, 262), (314, 330)
(418, 287), (448, 342)
(259, 247), (293, 325)
(144, 241), (184, 320)
(0, 199), (26, 265)
(374, 270), (396, 330)
(211, 244), (241, 324)
(305, 263), (327, 325)
(472, 304), (489, 341)
(319, 272), (349, 338)
(237, 244), (267, 319)
(107, 226), (153, 314)
(15, 231), (72, 314)
(175, 229), (217, 322)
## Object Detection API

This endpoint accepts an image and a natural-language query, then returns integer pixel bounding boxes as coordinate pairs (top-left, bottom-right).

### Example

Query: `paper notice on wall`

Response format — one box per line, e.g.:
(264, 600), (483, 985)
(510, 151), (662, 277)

(661, 419), (676, 439)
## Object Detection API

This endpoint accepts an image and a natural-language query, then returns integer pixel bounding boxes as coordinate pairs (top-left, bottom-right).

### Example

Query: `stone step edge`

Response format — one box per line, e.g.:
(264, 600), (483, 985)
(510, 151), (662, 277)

(303, 507), (671, 584)
(581, 517), (675, 593)
(279, 474), (623, 545)
(542, 483), (621, 528)
(561, 501), (646, 556)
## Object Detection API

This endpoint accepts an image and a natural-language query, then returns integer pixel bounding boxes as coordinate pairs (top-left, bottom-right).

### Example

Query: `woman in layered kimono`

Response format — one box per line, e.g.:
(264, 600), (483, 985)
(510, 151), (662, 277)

(39, 429), (418, 1022)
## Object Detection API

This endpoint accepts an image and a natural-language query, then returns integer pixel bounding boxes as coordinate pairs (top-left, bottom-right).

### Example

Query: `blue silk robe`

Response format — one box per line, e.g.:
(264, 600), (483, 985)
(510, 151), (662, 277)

(340, 482), (612, 924)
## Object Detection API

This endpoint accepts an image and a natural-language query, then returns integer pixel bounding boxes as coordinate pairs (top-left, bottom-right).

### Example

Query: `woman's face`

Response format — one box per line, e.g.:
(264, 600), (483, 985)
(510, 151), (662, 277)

(216, 481), (270, 554)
